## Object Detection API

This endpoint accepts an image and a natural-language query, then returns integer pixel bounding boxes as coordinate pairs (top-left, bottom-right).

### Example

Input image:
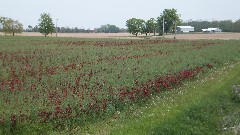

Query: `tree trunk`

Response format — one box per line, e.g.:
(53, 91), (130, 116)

(45, 34), (47, 37)
(135, 33), (138, 37)
(12, 32), (15, 36)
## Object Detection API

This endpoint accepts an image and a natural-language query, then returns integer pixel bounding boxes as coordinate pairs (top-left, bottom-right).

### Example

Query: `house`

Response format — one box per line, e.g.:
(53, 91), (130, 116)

(176, 26), (194, 34)
(202, 28), (222, 33)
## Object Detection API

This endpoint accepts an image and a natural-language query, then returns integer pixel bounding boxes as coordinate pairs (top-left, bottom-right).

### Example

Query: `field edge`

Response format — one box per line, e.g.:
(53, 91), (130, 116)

(65, 61), (240, 135)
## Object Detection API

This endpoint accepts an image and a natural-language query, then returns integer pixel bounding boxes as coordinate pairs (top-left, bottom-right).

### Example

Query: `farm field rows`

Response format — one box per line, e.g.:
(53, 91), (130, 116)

(0, 36), (240, 134)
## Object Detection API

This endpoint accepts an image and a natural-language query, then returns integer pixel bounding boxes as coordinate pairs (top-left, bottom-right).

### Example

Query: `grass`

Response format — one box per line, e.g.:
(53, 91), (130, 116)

(70, 62), (240, 135)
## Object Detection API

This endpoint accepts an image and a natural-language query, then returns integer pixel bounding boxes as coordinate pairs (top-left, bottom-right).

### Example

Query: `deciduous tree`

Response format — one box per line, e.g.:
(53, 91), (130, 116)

(27, 25), (33, 32)
(38, 13), (54, 36)
(233, 19), (240, 32)
(0, 17), (6, 31)
(0, 17), (6, 25)
(146, 18), (157, 36)
(157, 8), (181, 35)
(126, 18), (145, 36)
(97, 24), (120, 33)
(0, 17), (23, 36)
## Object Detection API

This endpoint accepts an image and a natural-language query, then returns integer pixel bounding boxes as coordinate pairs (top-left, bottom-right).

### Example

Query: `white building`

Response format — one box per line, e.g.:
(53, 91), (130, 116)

(202, 28), (222, 33)
(177, 26), (194, 33)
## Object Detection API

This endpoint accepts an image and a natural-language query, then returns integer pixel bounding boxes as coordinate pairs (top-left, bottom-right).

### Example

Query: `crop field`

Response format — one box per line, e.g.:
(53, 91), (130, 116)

(0, 36), (240, 133)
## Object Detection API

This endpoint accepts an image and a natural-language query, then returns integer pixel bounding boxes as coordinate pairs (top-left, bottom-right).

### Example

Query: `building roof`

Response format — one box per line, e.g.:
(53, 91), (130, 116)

(208, 28), (219, 31)
(202, 28), (221, 32)
(177, 26), (194, 28)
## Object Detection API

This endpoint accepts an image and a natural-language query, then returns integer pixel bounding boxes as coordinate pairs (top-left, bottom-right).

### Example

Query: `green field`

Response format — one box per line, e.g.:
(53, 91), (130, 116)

(0, 36), (240, 134)
(77, 59), (240, 135)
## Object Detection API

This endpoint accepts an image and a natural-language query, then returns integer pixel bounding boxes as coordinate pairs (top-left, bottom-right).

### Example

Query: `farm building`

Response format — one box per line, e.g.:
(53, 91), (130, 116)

(176, 26), (194, 34)
(202, 28), (222, 33)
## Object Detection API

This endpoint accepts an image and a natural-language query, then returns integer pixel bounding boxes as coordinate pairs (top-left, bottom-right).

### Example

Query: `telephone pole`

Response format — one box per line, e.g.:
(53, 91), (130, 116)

(163, 17), (164, 38)
(56, 19), (58, 37)
(174, 21), (177, 39)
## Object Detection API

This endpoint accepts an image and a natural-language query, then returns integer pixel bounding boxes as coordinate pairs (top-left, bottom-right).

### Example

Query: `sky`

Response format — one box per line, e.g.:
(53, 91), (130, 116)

(0, 0), (239, 29)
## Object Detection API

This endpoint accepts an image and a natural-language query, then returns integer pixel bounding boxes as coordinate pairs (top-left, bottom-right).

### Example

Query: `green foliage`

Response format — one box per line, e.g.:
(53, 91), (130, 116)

(157, 8), (181, 35)
(0, 17), (6, 31)
(31, 25), (39, 32)
(145, 18), (157, 35)
(219, 20), (234, 32)
(233, 19), (240, 32)
(27, 25), (33, 32)
(97, 24), (120, 33)
(126, 18), (145, 36)
(0, 121), (53, 135)
(38, 13), (55, 36)
(0, 17), (6, 25)
(182, 19), (240, 32)
(0, 17), (23, 36)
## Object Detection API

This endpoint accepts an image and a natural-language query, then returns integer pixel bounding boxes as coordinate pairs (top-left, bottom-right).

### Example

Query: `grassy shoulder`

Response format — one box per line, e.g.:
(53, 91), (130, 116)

(65, 62), (240, 135)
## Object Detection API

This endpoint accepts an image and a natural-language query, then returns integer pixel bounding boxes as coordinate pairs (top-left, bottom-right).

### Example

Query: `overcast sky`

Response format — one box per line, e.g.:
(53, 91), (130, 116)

(0, 0), (239, 29)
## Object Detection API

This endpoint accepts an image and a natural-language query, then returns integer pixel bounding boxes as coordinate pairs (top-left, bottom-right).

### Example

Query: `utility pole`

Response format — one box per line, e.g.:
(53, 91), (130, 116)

(56, 19), (58, 37)
(163, 17), (164, 38)
(174, 21), (177, 39)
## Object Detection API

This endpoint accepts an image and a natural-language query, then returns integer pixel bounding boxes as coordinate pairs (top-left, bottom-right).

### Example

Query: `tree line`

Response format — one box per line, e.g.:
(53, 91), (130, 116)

(1, 13), (127, 36)
(1, 13), (57, 36)
(182, 20), (240, 32)
(126, 8), (240, 36)
(26, 24), (127, 33)
(126, 8), (181, 36)
(1, 11), (240, 36)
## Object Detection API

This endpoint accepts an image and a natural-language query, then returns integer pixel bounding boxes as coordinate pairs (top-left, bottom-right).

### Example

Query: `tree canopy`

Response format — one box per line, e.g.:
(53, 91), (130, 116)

(182, 19), (240, 32)
(126, 18), (145, 36)
(38, 13), (54, 36)
(125, 8), (181, 36)
(27, 25), (33, 32)
(0, 17), (6, 24)
(0, 17), (5, 30)
(157, 8), (181, 35)
(0, 17), (23, 36)
(145, 18), (157, 35)
(97, 24), (120, 33)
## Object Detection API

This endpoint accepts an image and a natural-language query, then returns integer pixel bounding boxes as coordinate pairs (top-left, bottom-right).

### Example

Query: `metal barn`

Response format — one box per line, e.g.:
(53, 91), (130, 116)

(177, 26), (194, 34)
(202, 28), (222, 33)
